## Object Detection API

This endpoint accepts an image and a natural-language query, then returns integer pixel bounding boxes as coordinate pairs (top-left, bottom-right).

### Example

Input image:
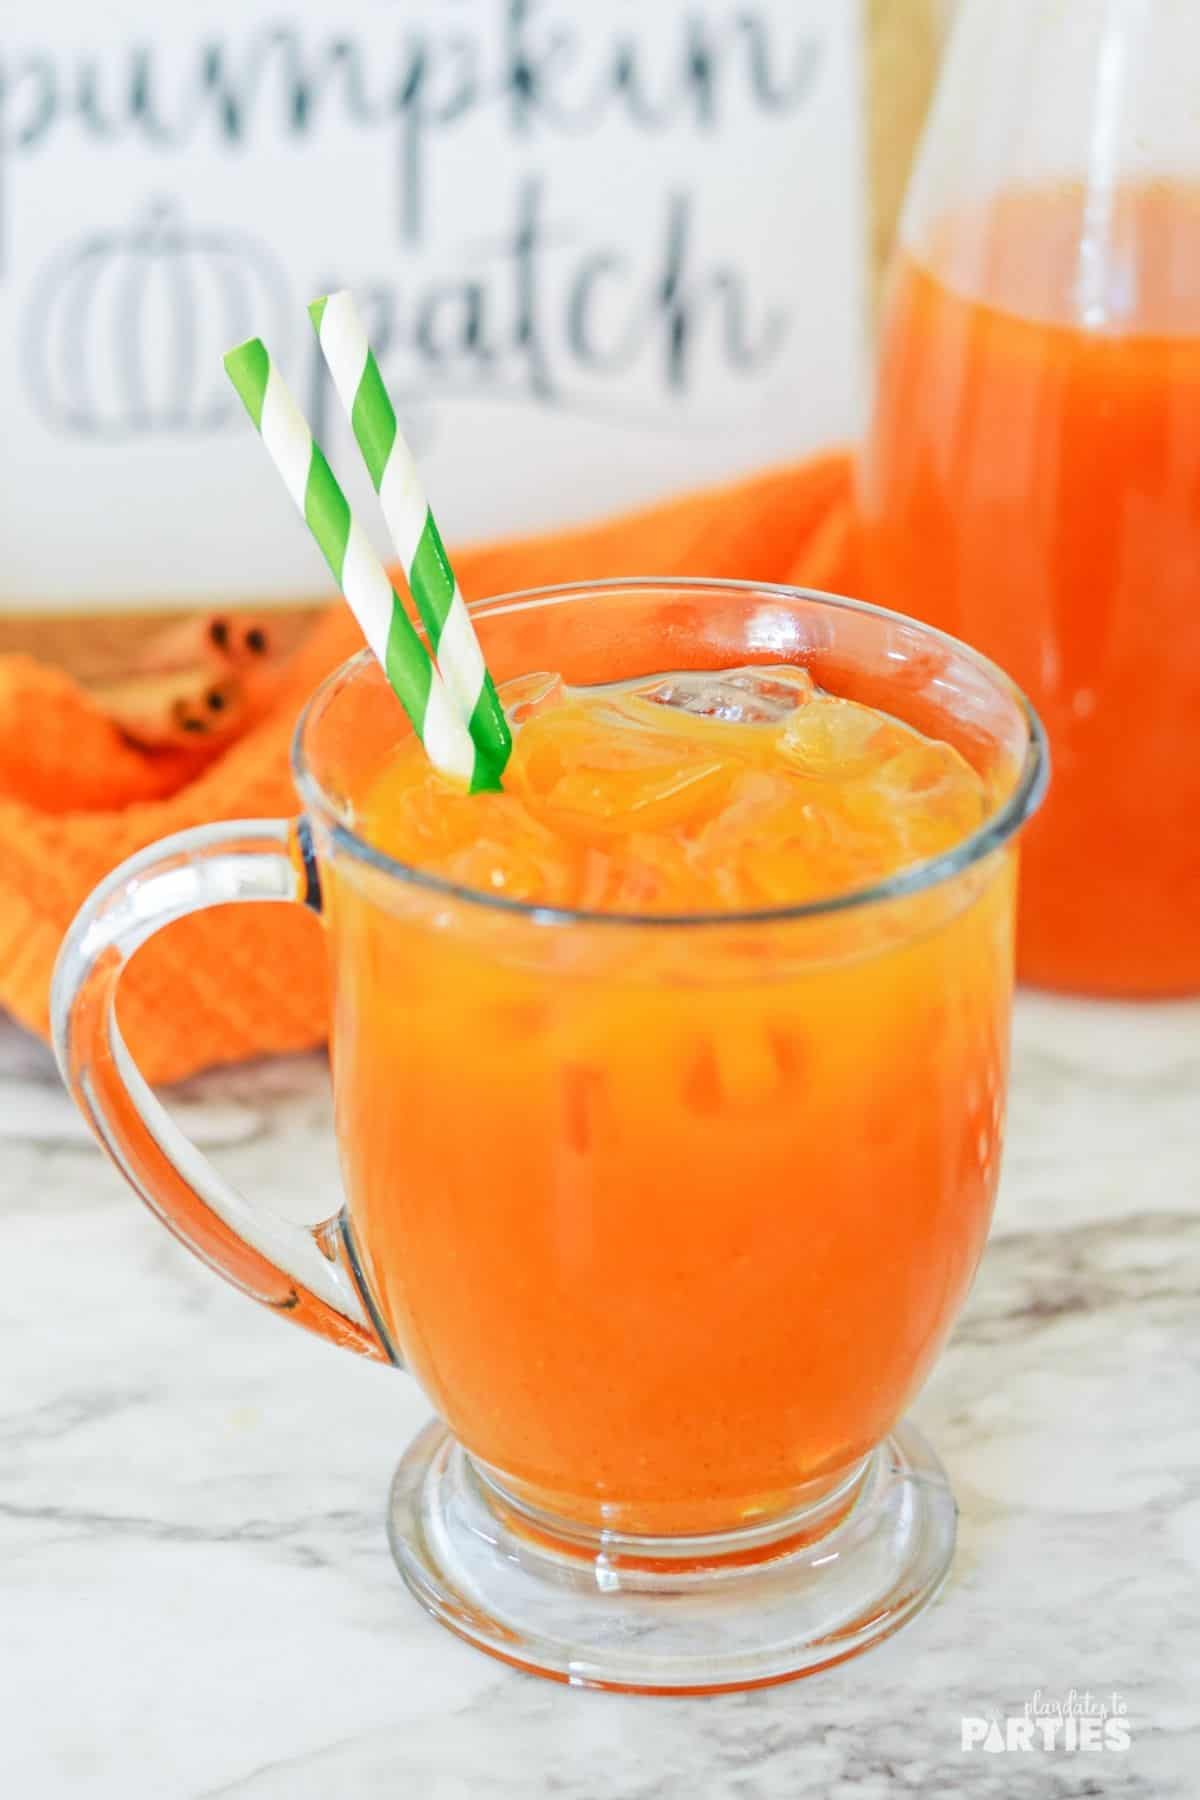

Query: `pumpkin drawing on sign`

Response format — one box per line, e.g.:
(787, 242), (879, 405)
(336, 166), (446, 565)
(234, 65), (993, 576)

(24, 197), (290, 439)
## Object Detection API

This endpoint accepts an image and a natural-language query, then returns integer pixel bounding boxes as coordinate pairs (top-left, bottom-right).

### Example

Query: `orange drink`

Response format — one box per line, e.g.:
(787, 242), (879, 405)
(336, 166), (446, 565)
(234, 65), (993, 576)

(331, 646), (1017, 1537)
(863, 186), (1200, 996)
(57, 581), (1045, 1689)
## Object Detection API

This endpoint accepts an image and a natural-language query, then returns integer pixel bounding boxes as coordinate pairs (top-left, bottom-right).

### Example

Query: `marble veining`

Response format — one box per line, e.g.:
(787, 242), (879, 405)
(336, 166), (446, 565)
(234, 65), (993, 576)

(1, 996), (1198, 1798)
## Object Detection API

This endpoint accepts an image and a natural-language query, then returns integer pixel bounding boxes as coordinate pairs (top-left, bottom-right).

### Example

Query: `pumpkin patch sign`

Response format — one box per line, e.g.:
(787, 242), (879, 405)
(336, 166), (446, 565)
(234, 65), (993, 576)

(2, 0), (874, 611)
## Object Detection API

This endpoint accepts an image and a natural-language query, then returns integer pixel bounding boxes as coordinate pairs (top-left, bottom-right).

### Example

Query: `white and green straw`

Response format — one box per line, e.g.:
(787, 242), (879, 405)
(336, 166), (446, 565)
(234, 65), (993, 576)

(224, 338), (499, 792)
(308, 291), (512, 778)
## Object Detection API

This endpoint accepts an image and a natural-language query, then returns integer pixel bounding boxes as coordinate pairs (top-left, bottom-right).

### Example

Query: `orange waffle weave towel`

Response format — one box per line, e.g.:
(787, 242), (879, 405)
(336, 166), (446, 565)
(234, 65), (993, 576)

(0, 453), (858, 1083)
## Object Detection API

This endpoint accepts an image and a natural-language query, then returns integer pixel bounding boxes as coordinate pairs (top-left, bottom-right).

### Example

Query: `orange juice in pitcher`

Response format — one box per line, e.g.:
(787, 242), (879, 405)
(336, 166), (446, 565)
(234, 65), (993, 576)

(862, 0), (1200, 996)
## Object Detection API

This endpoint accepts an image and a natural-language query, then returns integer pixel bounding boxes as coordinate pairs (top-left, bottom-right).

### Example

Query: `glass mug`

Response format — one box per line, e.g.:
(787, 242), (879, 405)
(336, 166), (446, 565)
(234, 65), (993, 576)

(53, 582), (1047, 1693)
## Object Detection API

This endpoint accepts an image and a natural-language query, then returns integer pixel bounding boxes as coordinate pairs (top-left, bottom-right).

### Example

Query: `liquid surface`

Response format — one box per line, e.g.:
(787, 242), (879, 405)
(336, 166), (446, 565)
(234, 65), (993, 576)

(361, 666), (988, 913)
(864, 183), (1200, 995)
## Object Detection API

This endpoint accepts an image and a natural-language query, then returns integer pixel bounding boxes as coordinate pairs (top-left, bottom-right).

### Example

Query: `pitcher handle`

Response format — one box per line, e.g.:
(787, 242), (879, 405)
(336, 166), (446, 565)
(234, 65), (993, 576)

(50, 818), (387, 1361)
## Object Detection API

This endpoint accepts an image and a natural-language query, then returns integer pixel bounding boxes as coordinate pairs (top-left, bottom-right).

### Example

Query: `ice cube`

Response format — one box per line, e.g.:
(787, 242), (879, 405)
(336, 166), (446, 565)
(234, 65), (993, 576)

(778, 697), (909, 780)
(500, 671), (567, 727)
(631, 664), (815, 725)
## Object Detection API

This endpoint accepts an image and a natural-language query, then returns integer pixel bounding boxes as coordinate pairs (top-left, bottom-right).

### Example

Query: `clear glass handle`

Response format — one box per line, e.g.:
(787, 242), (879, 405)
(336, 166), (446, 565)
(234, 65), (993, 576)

(51, 819), (387, 1362)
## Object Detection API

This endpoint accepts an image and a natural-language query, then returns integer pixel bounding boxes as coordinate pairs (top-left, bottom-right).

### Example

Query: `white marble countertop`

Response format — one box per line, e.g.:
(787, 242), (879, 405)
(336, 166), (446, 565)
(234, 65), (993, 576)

(2, 995), (1198, 1798)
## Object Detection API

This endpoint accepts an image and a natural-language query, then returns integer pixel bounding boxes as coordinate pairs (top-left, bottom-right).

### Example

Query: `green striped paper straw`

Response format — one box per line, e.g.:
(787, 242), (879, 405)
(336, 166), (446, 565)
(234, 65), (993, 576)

(309, 291), (513, 779)
(224, 338), (497, 792)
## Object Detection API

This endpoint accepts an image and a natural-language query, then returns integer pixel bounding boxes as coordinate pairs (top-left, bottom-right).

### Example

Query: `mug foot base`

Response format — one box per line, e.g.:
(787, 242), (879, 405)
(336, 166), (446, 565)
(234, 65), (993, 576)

(386, 1420), (956, 1694)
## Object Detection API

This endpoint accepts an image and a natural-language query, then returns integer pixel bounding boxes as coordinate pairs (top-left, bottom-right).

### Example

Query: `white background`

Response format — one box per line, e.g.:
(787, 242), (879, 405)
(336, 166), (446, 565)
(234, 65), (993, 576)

(0, 0), (868, 609)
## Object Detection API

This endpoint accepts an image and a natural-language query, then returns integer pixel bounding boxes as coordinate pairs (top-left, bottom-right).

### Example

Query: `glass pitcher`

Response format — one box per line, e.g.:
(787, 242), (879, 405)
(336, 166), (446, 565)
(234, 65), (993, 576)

(861, 0), (1200, 997)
